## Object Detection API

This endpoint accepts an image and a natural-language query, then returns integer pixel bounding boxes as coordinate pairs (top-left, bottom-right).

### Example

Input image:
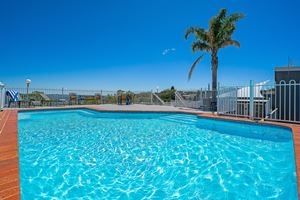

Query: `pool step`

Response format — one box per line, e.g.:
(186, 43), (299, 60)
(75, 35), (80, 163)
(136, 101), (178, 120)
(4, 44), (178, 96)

(160, 114), (198, 125)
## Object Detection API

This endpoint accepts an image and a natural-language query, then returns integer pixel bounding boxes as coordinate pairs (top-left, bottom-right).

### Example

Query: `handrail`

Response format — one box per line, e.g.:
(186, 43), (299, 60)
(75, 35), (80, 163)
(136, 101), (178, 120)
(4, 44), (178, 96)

(264, 108), (278, 119)
(175, 91), (186, 107)
(152, 93), (165, 105)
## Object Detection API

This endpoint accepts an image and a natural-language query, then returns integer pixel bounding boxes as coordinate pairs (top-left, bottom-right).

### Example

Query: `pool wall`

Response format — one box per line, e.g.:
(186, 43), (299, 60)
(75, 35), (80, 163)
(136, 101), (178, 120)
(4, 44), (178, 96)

(0, 106), (300, 199)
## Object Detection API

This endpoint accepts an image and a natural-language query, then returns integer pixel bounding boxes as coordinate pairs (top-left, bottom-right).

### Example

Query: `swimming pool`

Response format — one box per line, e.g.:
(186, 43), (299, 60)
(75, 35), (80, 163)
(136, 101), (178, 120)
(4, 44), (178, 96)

(18, 109), (298, 199)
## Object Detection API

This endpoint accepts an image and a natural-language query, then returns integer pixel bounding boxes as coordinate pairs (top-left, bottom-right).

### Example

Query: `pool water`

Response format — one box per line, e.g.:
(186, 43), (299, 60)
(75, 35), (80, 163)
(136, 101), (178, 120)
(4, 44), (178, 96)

(18, 109), (298, 199)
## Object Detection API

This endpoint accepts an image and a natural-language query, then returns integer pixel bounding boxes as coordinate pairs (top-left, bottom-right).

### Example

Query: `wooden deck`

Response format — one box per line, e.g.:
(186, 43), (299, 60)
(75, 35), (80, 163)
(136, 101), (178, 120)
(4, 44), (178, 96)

(0, 107), (300, 199)
(0, 110), (20, 200)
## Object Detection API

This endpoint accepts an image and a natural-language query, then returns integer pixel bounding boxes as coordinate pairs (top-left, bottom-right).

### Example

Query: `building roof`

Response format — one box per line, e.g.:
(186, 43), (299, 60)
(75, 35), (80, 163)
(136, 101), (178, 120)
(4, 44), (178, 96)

(275, 66), (300, 72)
(219, 81), (270, 98)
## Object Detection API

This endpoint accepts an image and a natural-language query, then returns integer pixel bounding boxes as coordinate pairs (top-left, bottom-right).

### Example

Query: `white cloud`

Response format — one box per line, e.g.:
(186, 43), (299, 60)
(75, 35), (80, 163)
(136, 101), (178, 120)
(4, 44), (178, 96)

(162, 48), (176, 56)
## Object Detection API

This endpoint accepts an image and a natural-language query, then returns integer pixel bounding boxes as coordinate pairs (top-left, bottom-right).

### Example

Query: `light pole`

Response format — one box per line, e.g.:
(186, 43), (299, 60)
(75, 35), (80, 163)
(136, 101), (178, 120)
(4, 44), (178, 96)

(25, 79), (31, 106)
(156, 86), (159, 93)
(0, 82), (5, 111)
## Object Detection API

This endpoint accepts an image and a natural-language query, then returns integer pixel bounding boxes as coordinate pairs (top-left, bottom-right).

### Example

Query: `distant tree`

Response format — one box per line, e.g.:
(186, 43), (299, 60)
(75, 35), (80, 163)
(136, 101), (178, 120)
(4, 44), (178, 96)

(185, 8), (244, 111)
(158, 87), (176, 102)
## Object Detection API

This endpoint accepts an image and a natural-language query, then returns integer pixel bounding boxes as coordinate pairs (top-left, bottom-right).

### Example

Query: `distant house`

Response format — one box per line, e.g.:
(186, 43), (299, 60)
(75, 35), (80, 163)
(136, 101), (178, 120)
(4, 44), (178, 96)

(275, 66), (300, 121)
(218, 81), (270, 117)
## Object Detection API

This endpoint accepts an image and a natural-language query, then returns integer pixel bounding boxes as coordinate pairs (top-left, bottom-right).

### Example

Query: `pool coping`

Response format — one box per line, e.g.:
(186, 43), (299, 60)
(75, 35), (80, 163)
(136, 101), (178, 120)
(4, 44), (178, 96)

(1, 106), (300, 199)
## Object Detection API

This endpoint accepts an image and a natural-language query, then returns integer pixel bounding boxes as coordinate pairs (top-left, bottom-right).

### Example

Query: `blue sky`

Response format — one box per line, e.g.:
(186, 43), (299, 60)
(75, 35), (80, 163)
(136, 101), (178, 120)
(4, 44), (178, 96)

(0, 0), (299, 90)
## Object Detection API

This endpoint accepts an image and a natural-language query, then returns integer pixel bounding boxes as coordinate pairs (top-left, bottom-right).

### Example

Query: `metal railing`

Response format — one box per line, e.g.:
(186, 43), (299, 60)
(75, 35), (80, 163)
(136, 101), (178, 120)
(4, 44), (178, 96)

(1, 86), (216, 110)
(218, 81), (300, 123)
(4, 82), (299, 123)
(2, 87), (155, 108)
(152, 92), (165, 105)
(173, 89), (214, 111)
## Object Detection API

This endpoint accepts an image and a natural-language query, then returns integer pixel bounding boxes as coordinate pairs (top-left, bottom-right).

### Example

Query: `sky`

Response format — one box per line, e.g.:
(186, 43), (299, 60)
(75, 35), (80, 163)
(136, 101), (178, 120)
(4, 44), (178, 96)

(0, 0), (300, 90)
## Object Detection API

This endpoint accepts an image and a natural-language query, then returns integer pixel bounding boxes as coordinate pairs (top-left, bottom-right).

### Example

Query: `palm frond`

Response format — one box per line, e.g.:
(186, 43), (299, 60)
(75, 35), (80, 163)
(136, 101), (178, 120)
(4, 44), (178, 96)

(185, 27), (195, 39)
(221, 13), (244, 36)
(209, 9), (227, 38)
(188, 54), (204, 80)
(215, 11), (244, 48)
(191, 40), (210, 52)
(220, 40), (240, 48)
(216, 8), (227, 21)
(185, 27), (208, 41)
(228, 13), (245, 23)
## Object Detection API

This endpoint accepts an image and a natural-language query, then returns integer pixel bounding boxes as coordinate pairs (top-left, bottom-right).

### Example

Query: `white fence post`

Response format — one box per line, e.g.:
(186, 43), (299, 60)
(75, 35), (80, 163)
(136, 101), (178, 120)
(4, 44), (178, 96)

(0, 82), (5, 110)
(217, 82), (220, 114)
(249, 80), (254, 119)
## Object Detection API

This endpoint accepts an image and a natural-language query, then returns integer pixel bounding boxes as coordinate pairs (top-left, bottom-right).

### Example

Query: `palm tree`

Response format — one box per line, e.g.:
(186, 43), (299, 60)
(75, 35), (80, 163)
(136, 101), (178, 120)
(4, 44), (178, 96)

(185, 8), (244, 111)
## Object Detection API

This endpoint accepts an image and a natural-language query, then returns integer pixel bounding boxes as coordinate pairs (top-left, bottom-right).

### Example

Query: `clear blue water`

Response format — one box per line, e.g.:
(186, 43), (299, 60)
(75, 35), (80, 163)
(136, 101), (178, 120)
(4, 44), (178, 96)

(18, 109), (298, 199)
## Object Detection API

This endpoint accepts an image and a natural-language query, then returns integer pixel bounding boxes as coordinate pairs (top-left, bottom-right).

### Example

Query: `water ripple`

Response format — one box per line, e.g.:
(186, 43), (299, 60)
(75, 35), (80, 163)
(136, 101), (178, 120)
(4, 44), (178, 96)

(18, 110), (298, 199)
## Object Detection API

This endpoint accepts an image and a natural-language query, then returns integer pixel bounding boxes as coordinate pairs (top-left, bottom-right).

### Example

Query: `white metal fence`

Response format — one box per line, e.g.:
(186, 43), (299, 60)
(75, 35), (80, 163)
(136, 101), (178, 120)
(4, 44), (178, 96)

(0, 85), (5, 110)
(218, 81), (300, 123)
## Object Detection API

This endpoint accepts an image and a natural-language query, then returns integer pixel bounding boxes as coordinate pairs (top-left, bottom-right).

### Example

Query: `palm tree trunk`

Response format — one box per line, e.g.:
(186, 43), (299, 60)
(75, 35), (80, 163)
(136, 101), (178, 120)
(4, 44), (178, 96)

(211, 51), (218, 111)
